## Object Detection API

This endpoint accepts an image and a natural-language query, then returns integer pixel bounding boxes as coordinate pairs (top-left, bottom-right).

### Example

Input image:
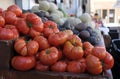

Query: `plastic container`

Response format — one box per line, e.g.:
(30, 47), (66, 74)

(109, 32), (119, 40)
(109, 39), (120, 79)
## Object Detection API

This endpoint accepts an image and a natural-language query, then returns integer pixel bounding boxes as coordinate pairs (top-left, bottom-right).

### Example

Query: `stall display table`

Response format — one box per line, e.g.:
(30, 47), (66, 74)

(0, 36), (113, 79)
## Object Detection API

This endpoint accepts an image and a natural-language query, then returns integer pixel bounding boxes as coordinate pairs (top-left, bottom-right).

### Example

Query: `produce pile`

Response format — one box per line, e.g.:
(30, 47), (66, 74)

(0, 5), (114, 75)
(32, 1), (102, 45)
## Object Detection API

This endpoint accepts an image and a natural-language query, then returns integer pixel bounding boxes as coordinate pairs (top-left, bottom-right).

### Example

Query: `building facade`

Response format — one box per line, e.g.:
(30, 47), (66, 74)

(88, 0), (120, 24)
(0, 0), (15, 10)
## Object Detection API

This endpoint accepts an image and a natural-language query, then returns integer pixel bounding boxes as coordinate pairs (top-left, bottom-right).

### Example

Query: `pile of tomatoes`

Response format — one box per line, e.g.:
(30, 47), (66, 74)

(0, 5), (114, 75)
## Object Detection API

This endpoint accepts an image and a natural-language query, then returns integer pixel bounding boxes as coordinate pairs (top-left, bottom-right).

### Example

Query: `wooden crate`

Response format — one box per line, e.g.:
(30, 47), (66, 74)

(0, 40), (14, 70)
(0, 70), (109, 79)
(0, 39), (111, 79)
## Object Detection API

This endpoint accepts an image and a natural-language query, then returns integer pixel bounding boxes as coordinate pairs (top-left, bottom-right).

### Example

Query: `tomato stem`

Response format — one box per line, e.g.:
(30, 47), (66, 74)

(73, 42), (77, 46)
(27, 21), (32, 28)
(101, 60), (104, 66)
(25, 39), (31, 43)
(46, 50), (51, 54)
(49, 26), (54, 29)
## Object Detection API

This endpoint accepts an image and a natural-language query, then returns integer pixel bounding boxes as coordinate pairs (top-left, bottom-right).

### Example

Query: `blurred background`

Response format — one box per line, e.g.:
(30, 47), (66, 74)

(0, 0), (120, 27)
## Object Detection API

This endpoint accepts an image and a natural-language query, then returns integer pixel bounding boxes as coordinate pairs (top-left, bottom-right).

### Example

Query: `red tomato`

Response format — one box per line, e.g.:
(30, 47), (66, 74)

(35, 61), (49, 71)
(14, 38), (39, 56)
(34, 36), (50, 51)
(63, 41), (84, 60)
(83, 42), (94, 56)
(26, 13), (43, 33)
(1, 11), (17, 25)
(16, 18), (29, 34)
(5, 25), (19, 38)
(16, 13), (43, 38)
(11, 56), (36, 71)
(20, 12), (30, 18)
(39, 47), (59, 65)
(43, 20), (59, 37)
(103, 52), (114, 70)
(16, 13), (43, 37)
(67, 61), (83, 73)
(63, 30), (73, 37)
(68, 35), (82, 47)
(91, 46), (107, 60)
(29, 28), (41, 38)
(48, 31), (68, 46)
(86, 54), (103, 75)
(27, 40), (39, 56)
(7, 4), (22, 16)
(0, 16), (5, 27)
(0, 25), (19, 40)
(77, 58), (87, 73)
(51, 61), (67, 72)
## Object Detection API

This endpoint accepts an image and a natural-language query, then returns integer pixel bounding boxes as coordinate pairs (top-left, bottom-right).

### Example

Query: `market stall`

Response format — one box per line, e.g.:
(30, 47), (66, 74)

(0, 1), (114, 79)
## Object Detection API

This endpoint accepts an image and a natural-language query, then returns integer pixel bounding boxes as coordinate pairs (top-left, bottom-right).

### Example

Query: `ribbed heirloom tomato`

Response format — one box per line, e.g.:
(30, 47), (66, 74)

(16, 13), (43, 37)
(67, 58), (86, 73)
(43, 20), (59, 37)
(14, 38), (39, 56)
(86, 54), (103, 75)
(63, 35), (84, 60)
(103, 52), (114, 70)
(15, 18), (29, 34)
(63, 30), (73, 37)
(77, 58), (87, 73)
(1, 11), (17, 25)
(26, 13), (43, 33)
(11, 56), (36, 71)
(67, 61), (84, 73)
(39, 47), (59, 65)
(48, 31), (68, 46)
(68, 35), (83, 47)
(34, 36), (50, 51)
(7, 4), (22, 17)
(83, 42), (94, 56)
(35, 61), (49, 71)
(91, 46), (107, 60)
(0, 25), (19, 40)
(51, 61), (67, 72)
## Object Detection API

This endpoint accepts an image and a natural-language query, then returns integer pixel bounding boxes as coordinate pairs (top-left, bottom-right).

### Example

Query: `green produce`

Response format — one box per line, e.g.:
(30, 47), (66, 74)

(80, 13), (92, 23)
(85, 21), (96, 30)
(48, 2), (58, 12)
(55, 18), (65, 25)
(50, 13), (61, 21)
(39, 1), (50, 11)
(58, 8), (68, 18)
(66, 17), (81, 27)
(50, 10), (64, 18)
